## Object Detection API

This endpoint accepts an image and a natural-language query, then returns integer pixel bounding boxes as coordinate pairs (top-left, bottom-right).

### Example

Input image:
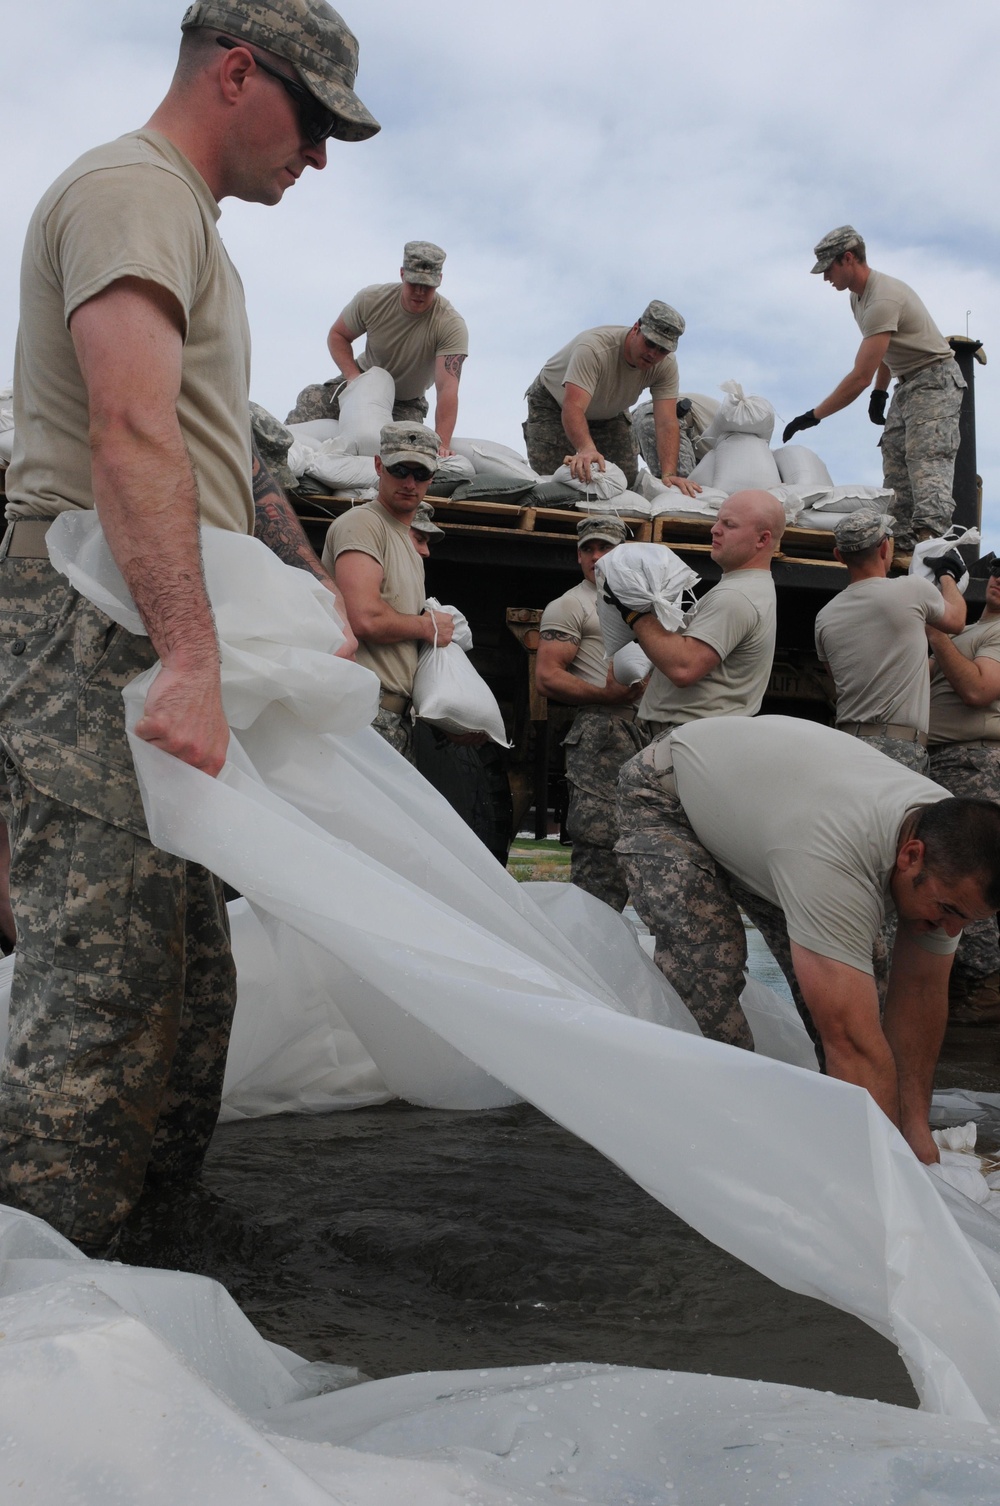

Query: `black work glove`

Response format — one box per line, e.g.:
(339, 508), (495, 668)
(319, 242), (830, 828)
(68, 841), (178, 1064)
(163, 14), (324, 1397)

(602, 581), (650, 629)
(782, 410), (820, 444)
(925, 548), (966, 583)
(868, 388), (889, 426)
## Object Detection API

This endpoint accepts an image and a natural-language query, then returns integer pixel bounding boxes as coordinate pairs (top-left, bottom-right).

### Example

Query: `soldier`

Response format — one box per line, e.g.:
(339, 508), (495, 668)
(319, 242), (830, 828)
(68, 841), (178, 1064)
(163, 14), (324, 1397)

(322, 422), (455, 761)
(815, 510), (966, 773)
(535, 517), (644, 910)
(0, 0), (378, 1252)
(616, 715), (1000, 1163)
(926, 557), (1000, 1023)
(523, 302), (700, 492)
(408, 500), (443, 559)
(783, 225), (966, 555)
(289, 241), (468, 453)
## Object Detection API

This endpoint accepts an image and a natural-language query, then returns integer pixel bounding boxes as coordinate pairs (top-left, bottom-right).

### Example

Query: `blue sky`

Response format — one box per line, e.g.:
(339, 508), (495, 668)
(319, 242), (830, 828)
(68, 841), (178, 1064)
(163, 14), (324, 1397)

(3, 0), (999, 547)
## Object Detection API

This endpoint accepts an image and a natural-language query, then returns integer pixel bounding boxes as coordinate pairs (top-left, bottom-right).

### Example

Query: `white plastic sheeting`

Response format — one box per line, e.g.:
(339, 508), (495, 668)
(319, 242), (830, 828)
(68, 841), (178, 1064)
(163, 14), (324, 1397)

(32, 510), (1000, 1423)
(6, 1200), (1000, 1505)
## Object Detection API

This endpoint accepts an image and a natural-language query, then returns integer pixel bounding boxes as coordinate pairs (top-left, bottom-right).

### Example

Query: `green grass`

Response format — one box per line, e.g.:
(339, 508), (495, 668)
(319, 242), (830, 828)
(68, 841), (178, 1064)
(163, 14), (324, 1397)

(506, 840), (572, 883)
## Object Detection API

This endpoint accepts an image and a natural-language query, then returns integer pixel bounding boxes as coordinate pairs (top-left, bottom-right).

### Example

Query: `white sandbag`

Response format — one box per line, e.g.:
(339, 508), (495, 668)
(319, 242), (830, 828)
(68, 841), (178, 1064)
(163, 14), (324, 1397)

(804, 483), (895, 513)
(773, 443), (834, 488)
(0, 390), (13, 465)
(710, 432), (782, 493)
(551, 460), (627, 501)
(424, 597), (473, 652)
(336, 367), (395, 456)
(410, 601), (509, 745)
(685, 448), (716, 485)
(612, 642), (652, 685)
(911, 525), (981, 594)
(701, 379), (776, 448)
(573, 491), (652, 517)
(794, 509), (854, 533)
(286, 418), (342, 443)
(291, 442), (378, 493)
(431, 452), (475, 483)
(766, 485), (807, 524)
(649, 485), (728, 518)
(450, 436), (538, 480)
(594, 542), (700, 655)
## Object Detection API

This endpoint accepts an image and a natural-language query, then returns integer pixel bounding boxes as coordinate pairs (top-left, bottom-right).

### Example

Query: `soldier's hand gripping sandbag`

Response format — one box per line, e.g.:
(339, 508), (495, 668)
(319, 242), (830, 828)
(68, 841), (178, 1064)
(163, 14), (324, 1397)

(602, 579), (650, 629)
(782, 410), (820, 444)
(925, 547), (966, 583)
(868, 388), (889, 426)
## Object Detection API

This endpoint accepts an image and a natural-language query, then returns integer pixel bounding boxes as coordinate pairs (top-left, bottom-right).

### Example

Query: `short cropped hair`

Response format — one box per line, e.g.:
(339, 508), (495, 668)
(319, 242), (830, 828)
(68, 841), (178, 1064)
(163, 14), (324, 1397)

(913, 799), (1000, 908)
(836, 236), (867, 265)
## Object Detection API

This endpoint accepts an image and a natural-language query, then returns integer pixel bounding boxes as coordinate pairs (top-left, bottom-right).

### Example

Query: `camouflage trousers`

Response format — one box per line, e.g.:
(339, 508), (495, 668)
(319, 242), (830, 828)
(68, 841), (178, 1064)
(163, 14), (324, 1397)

(563, 707), (649, 911)
(632, 401), (696, 479)
(615, 739), (888, 1062)
(853, 732), (930, 776)
(0, 557), (236, 1252)
(373, 705), (416, 764)
(523, 380), (638, 487)
(881, 359), (965, 547)
(928, 741), (1000, 986)
(285, 380), (428, 427)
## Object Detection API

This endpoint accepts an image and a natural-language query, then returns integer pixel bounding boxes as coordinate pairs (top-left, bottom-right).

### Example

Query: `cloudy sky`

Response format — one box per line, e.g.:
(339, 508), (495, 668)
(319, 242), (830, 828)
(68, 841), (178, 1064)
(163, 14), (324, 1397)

(3, 0), (999, 546)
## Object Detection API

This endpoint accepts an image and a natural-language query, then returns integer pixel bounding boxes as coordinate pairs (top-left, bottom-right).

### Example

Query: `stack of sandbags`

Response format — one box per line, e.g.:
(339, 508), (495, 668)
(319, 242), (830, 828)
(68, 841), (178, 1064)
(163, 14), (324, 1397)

(450, 437), (538, 481)
(686, 381), (781, 494)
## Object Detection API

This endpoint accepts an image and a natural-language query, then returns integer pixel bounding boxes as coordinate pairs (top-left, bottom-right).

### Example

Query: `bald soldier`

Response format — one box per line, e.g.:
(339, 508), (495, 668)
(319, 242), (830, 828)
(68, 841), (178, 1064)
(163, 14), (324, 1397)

(784, 225), (965, 555)
(523, 301), (699, 493)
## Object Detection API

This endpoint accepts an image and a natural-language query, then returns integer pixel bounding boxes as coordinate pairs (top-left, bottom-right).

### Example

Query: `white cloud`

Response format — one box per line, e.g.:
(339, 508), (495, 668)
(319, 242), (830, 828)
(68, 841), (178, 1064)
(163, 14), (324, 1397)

(2, 0), (998, 545)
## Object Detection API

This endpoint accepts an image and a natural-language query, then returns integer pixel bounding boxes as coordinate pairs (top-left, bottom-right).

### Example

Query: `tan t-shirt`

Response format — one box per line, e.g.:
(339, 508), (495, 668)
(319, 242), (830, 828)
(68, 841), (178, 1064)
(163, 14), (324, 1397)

(537, 326), (679, 419)
(323, 499), (426, 697)
(539, 579), (607, 688)
(669, 715), (959, 975)
(339, 284), (468, 400)
(7, 130), (253, 533)
(815, 575), (944, 732)
(929, 615), (1000, 744)
(851, 268), (953, 380)
(639, 570), (776, 725)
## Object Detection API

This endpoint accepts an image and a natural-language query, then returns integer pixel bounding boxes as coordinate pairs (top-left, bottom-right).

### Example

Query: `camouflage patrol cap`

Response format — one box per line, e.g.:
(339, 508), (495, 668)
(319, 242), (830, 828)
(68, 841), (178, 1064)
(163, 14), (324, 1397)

(411, 502), (444, 536)
(638, 300), (685, 349)
(402, 241), (446, 287)
(379, 422), (440, 468)
(577, 516), (627, 548)
(811, 224), (863, 273)
(181, 0), (380, 142)
(833, 510), (894, 553)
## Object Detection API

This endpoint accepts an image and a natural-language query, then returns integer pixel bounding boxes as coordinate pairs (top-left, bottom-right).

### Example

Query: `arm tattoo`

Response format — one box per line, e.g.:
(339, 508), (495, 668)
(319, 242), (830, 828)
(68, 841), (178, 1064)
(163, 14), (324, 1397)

(539, 629), (578, 643)
(443, 353), (466, 380)
(251, 442), (328, 580)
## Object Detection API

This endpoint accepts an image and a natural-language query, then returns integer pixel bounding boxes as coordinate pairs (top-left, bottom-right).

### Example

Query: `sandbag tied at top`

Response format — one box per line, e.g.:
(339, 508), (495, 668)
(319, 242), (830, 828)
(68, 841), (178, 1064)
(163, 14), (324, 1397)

(337, 367), (395, 456)
(773, 443), (834, 489)
(594, 542), (700, 656)
(552, 460), (628, 502)
(700, 379), (776, 448)
(710, 432), (782, 493)
(410, 599), (510, 746)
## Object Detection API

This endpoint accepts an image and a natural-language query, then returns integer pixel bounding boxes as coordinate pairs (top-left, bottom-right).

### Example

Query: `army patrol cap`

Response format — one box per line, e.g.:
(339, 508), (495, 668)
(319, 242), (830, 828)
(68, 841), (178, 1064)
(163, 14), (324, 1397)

(577, 516), (628, 548)
(833, 510), (894, 553)
(411, 502), (444, 536)
(811, 224), (864, 273)
(379, 422), (440, 468)
(181, 0), (381, 142)
(638, 300), (685, 349)
(402, 241), (446, 287)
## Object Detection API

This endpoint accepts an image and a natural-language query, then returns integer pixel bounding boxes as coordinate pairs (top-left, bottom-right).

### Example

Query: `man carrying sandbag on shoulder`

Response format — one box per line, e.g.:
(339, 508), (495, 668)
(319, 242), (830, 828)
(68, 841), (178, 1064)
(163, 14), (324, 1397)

(323, 422), (457, 760)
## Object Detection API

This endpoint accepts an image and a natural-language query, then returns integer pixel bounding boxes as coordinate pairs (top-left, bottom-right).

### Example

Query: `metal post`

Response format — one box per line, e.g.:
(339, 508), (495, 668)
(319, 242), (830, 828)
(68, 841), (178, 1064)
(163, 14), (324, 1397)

(949, 336), (984, 538)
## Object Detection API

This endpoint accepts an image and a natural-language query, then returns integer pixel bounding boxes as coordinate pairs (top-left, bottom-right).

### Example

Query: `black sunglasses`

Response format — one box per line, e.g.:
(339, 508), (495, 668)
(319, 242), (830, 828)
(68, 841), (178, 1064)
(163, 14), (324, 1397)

(216, 36), (338, 146)
(386, 462), (434, 482)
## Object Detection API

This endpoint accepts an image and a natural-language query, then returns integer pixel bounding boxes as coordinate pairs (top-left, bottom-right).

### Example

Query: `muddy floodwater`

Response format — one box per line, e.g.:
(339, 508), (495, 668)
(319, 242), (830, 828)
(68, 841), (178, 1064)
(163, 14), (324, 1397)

(118, 926), (1000, 1411)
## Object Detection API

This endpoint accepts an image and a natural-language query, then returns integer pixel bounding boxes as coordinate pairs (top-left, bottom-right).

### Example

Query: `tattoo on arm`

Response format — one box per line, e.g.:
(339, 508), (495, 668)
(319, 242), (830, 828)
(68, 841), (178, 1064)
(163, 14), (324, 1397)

(251, 442), (327, 579)
(539, 629), (578, 643)
(443, 353), (466, 380)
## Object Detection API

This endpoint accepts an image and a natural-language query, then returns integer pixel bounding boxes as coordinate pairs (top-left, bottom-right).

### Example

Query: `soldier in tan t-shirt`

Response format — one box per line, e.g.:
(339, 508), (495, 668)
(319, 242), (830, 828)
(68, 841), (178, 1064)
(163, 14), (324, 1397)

(783, 225), (966, 553)
(536, 516), (644, 910)
(323, 422), (456, 761)
(926, 559), (1000, 1021)
(523, 300), (699, 493)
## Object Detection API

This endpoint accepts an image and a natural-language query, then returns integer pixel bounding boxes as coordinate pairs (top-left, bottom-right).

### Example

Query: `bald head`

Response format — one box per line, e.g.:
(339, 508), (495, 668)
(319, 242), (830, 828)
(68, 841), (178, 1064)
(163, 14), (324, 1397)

(710, 490), (785, 573)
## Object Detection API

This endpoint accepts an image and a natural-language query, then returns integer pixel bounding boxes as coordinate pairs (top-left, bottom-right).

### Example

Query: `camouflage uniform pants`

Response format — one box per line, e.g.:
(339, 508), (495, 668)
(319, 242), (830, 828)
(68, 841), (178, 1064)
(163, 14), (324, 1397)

(285, 381), (428, 427)
(633, 402), (696, 479)
(0, 558), (236, 1252)
(854, 732), (930, 776)
(372, 706), (416, 764)
(563, 708), (649, 911)
(880, 359), (965, 546)
(927, 741), (1000, 986)
(523, 380), (638, 487)
(615, 739), (888, 1062)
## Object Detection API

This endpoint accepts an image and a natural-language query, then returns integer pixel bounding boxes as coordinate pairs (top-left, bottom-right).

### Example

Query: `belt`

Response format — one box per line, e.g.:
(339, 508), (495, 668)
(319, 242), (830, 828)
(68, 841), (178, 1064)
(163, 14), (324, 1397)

(895, 357), (954, 385)
(838, 720), (928, 748)
(929, 739), (999, 751)
(1, 518), (54, 559)
(379, 691), (411, 715)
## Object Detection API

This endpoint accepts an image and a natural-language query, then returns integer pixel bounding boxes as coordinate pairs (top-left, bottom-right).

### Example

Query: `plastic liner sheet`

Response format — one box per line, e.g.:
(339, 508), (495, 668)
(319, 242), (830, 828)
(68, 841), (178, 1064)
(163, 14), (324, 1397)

(36, 512), (1000, 1420)
(4, 1200), (1000, 1504)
